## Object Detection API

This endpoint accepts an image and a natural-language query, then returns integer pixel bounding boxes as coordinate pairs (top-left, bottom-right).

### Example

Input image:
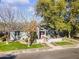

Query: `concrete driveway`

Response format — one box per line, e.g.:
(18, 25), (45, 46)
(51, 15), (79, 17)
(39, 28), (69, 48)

(0, 48), (79, 59)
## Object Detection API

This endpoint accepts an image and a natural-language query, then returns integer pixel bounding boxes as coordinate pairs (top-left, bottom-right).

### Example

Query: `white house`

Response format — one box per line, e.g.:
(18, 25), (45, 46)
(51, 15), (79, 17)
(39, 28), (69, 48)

(36, 27), (63, 43)
(9, 27), (63, 42)
(10, 31), (28, 41)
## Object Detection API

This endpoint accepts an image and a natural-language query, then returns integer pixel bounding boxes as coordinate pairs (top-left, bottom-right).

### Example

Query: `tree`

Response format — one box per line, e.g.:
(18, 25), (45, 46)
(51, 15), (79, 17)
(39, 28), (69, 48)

(36, 0), (69, 35)
(0, 4), (15, 42)
(29, 20), (38, 46)
(36, 0), (79, 38)
(66, 0), (79, 37)
(20, 19), (38, 47)
(15, 9), (38, 46)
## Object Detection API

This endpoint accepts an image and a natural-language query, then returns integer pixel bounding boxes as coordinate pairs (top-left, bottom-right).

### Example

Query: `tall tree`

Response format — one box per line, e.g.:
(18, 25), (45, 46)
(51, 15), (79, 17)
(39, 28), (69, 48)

(0, 4), (16, 42)
(36, 0), (79, 38)
(29, 20), (38, 46)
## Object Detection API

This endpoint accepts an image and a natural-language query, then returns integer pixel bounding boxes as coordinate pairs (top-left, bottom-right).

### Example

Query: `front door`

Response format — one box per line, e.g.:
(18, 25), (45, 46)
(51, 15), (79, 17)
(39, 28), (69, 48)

(40, 31), (45, 39)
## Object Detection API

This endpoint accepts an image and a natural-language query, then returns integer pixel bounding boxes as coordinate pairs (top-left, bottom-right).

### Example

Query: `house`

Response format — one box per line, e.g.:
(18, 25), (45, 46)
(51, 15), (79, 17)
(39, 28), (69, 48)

(10, 31), (28, 41)
(0, 25), (63, 42)
(36, 26), (63, 43)
(37, 27), (47, 39)
(11, 27), (47, 41)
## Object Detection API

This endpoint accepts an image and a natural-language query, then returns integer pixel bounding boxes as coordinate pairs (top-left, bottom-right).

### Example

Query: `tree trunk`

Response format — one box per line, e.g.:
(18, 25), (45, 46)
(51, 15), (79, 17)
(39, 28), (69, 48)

(28, 37), (30, 47)
(5, 32), (10, 44)
(69, 32), (71, 38)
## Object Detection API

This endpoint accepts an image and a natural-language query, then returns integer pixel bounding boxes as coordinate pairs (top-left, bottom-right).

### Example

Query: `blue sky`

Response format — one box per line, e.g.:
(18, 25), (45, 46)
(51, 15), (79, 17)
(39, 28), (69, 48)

(0, 0), (41, 22)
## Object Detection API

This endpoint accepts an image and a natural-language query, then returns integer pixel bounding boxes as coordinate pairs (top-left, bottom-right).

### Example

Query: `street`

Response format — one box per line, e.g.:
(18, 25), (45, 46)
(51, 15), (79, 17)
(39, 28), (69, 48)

(0, 48), (79, 59)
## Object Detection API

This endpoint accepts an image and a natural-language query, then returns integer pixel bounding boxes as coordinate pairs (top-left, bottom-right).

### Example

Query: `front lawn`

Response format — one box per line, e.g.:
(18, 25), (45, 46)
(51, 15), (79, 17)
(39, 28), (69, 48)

(53, 41), (73, 46)
(0, 42), (44, 51)
(52, 39), (74, 46)
(52, 38), (79, 46)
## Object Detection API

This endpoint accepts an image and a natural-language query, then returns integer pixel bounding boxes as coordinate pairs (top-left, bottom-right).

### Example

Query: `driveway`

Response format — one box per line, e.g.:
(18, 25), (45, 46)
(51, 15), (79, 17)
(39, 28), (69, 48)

(0, 48), (79, 59)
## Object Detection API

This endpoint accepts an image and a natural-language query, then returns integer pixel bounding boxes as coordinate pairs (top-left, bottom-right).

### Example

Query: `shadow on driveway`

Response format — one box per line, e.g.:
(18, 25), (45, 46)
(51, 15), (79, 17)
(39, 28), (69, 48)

(0, 54), (16, 59)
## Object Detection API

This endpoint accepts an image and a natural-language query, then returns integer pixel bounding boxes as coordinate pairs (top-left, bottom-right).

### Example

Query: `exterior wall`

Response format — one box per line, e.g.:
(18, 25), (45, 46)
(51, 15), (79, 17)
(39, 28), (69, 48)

(10, 32), (28, 41)
(37, 38), (63, 43)
(10, 32), (15, 40)
(20, 32), (28, 40)
(37, 27), (47, 39)
(37, 27), (63, 43)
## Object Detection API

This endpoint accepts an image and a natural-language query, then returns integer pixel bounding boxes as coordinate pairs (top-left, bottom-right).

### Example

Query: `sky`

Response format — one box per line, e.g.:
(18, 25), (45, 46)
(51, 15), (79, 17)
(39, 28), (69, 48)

(0, 0), (42, 22)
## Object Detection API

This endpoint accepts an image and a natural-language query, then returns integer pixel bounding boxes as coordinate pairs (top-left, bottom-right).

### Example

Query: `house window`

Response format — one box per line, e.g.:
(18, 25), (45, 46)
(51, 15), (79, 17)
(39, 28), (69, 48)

(14, 31), (20, 40)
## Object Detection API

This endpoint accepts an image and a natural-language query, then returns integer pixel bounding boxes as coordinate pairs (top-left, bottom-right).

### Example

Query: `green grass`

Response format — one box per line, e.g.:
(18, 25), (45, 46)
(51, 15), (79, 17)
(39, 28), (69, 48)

(0, 42), (44, 51)
(28, 44), (44, 48)
(52, 40), (73, 46)
(52, 38), (79, 46)
(55, 41), (73, 46)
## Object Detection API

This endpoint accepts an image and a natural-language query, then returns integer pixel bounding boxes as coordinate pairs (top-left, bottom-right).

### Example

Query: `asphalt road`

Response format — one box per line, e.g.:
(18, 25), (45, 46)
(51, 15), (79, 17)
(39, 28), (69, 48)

(0, 48), (79, 59)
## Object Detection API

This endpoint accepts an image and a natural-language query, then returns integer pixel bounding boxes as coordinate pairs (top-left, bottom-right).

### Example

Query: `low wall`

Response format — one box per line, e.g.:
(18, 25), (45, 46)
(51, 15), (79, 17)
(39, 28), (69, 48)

(37, 38), (63, 43)
(48, 38), (63, 43)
